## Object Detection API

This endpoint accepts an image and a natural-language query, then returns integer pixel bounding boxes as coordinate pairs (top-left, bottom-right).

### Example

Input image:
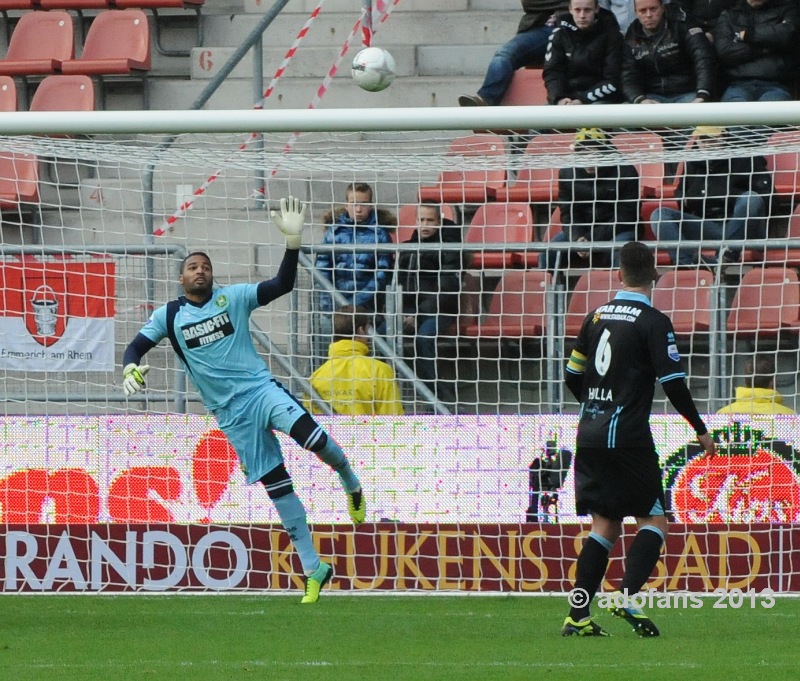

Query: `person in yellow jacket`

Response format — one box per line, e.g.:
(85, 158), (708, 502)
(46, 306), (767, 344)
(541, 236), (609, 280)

(307, 305), (404, 416)
(717, 355), (796, 415)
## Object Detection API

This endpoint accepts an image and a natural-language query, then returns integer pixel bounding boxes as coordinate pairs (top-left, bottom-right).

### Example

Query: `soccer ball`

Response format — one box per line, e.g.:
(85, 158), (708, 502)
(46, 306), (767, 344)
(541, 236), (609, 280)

(351, 47), (397, 92)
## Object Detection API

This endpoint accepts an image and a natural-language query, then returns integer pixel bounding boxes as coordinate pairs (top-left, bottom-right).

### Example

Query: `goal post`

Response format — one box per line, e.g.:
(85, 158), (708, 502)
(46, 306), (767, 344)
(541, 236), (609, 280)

(1, 103), (800, 594)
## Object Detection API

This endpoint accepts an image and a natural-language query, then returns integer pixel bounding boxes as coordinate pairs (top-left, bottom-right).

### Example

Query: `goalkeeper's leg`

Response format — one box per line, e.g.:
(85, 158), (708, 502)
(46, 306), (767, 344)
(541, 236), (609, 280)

(260, 463), (332, 603)
(289, 413), (365, 523)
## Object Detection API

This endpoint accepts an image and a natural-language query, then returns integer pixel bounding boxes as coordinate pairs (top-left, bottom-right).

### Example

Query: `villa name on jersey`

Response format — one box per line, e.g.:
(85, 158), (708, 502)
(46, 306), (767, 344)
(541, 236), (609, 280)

(588, 387), (613, 402)
(593, 303), (643, 324)
(181, 312), (234, 348)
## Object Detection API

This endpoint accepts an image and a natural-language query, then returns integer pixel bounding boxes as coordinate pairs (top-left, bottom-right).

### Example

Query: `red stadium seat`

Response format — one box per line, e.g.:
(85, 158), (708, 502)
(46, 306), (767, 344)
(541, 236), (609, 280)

(0, 11), (74, 77)
(394, 203), (456, 243)
(652, 268), (713, 335)
(727, 267), (800, 338)
(499, 68), (548, 106)
(29, 75), (95, 111)
(418, 133), (507, 204)
(0, 152), (41, 240)
(463, 270), (552, 339)
(61, 10), (151, 108)
(565, 269), (622, 338)
(493, 133), (574, 203)
(0, 152), (38, 206)
(61, 10), (151, 75)
(29, 76), (95, 184)
(641, 199), (680, 266)
(465, 202), (534, 269)
(0, 76), (17, 111)
(611, 131), (670, 199)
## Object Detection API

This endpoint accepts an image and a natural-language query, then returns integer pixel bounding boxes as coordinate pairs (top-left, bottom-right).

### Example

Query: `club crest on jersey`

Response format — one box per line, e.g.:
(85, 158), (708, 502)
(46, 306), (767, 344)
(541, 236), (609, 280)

(215, 295), (228, 308)
(181, 311), (234, 348)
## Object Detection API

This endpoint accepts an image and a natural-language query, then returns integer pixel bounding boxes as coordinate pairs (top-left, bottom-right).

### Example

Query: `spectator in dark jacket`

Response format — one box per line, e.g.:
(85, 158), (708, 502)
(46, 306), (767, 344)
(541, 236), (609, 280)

(674, 0), (736, 40)
(622, 0), (716, 103)
(544, 0), (624, 105)
(539, 128), (640, 270)
(459, 0), (569, 106)
(650, 126), (771, 265)
(714, 0), (800, 102)
(398, 204), (465, 402)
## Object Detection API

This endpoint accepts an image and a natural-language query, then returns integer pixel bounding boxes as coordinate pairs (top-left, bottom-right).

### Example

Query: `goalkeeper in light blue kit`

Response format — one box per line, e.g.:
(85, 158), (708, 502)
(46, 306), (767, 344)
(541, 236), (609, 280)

(121, 196), (364, 603)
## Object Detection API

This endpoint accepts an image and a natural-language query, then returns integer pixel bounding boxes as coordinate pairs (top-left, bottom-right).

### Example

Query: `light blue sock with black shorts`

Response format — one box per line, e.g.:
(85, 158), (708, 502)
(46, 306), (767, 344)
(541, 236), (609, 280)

(272, 493), (320, 575)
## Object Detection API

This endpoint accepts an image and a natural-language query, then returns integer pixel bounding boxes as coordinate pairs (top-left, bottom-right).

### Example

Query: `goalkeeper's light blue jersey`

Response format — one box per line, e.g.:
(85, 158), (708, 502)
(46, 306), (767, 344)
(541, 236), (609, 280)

(139, 283), (273, 411)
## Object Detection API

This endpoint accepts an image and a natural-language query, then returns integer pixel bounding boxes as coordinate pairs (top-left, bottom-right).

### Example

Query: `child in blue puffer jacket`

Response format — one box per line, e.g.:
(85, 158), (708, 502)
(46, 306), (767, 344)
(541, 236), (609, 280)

(312, 182), (396, 368)
(315, 182), (396, 314)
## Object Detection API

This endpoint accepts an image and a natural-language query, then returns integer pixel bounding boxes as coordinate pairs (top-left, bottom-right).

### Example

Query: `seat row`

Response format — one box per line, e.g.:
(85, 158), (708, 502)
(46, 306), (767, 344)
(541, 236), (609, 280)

(0, 73), (94, 110)
(0, 9), (149, 77)
(0, 1), (202, 8)
(394, 201), (800, 270)
(418, 131), (800, 206)
(0, 9), (150, 106)
(0, 1), (203, 56)
(458, 267), (800, 343)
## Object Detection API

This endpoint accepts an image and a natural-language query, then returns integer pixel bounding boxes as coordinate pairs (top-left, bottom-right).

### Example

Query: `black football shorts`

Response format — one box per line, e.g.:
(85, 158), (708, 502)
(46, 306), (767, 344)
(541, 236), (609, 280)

(574, 446), (666, 521)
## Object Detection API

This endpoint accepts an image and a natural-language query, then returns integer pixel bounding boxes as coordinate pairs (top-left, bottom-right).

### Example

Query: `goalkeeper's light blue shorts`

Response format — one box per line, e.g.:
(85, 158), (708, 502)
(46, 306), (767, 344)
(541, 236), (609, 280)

(214, 379), (307, 484)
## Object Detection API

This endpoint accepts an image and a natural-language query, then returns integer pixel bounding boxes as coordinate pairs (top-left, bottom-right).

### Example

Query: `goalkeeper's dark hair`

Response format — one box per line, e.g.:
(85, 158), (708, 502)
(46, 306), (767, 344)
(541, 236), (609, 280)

(180, 251), (212, 274)
(619, 241), (657, 287)
(333, 305), (372, 341)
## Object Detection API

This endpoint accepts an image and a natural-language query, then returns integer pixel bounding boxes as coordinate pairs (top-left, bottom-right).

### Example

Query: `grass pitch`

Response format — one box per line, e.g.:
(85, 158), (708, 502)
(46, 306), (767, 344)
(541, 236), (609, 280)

(0, 594), (796, 681)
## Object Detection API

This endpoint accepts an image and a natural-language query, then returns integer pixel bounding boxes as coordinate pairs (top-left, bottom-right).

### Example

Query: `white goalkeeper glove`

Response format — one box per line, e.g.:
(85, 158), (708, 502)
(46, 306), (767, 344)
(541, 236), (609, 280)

(122, 363), (150, 396)
(270, 195), (307, 249)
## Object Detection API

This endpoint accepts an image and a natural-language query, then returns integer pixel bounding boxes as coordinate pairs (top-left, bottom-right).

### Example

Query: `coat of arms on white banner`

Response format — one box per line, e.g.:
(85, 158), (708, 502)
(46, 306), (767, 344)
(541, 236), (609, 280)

(0, 256), (116, 371)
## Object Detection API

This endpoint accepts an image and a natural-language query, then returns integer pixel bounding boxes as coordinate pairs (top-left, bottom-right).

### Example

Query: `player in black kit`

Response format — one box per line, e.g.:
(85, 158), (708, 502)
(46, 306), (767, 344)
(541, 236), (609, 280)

(561, 241), (715, 637)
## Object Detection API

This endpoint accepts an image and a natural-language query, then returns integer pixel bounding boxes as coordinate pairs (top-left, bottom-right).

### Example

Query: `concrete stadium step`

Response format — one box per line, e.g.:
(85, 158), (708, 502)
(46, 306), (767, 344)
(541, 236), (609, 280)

(240, 0), (520, 15)
(201, 10), (518, 49)
(149, 74), (483, 110)
(188, 43), (497, 80)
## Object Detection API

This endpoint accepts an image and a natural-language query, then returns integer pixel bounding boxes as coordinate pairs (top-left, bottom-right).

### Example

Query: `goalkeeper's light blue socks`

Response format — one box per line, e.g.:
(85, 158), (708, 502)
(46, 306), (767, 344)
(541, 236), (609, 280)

(317, 434), (361, 494)
(272, 492), (319, 575)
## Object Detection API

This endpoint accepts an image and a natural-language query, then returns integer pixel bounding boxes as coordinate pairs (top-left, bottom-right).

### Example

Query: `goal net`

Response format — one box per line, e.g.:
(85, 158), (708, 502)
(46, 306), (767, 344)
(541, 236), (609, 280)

(1, 105), (799, 593)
